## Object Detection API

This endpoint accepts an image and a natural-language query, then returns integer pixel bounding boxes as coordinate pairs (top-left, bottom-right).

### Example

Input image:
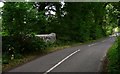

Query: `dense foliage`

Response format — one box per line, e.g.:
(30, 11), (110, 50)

(107, 2), (120, 72)
(107, 37), (120, 72)
(1, 2), (119, 64)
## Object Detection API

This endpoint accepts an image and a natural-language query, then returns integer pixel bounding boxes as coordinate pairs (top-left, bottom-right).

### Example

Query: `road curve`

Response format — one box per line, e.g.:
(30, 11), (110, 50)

(8, 37), (115, 73)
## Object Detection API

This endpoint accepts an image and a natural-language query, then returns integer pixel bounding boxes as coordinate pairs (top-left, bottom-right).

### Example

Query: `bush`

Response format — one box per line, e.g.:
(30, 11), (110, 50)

(2, 34), (47, 62)
(2, 54), (9, 64)
(107, 37), (120, 72)
(117, 37), (120, 70)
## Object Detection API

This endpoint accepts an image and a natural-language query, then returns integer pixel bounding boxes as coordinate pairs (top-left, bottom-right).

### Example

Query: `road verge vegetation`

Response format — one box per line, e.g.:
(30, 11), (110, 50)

(2, 2), (119, 72)
(2, 36), (106, 72)
(2, 36), (80, 72)
(107, 37), (120, 72)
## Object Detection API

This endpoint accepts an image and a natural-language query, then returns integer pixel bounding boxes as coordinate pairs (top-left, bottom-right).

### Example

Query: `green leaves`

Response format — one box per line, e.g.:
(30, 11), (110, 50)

(60, 2), (106, 42)
(2, 2), (37, 36)
(2, 2), (119, 64)
(107, 37), (120, 72)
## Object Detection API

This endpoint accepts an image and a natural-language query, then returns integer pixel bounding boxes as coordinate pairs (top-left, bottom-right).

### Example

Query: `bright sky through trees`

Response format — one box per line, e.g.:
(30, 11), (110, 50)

(0, 2), (4, 19)
(0, 2), (4, 7)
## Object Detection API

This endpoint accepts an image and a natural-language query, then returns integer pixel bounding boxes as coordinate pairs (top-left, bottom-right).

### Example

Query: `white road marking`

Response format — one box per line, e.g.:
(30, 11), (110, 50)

(102, 40), (106, 42)
(88, 44), (93, 47)
(94, 43), (97, 45)
(88, 43), (97, 47)
(43, 49), (80, 74)
(97, 52), (107, 72)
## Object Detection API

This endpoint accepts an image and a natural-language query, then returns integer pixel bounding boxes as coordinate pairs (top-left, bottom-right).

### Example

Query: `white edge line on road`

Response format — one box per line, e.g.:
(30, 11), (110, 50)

(98, 37), (115, 72)
(97, 51), (107, 72)
(43, 49), (81, 74)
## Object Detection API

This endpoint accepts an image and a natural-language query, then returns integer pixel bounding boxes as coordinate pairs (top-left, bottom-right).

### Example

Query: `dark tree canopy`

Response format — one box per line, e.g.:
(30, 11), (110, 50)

(2, 2), (119, 63)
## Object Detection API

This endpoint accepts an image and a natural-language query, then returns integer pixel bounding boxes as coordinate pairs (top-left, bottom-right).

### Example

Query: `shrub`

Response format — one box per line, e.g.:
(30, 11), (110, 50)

(2, 34), (47, 62)
(107, 37), (120, 72)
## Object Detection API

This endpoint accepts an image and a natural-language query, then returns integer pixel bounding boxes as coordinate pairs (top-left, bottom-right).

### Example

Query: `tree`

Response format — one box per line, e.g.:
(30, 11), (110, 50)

(2, 2), (47, 60)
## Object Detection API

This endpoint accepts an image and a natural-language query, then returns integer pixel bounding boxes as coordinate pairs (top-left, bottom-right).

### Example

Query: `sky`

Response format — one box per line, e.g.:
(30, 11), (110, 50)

(0, 2), (65, 18)
(0, 2), (4, 7)
(0, 2), (4, 19)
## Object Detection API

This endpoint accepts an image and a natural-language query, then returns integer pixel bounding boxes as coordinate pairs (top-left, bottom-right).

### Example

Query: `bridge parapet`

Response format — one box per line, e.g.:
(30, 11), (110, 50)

(35, 33), (56, 43)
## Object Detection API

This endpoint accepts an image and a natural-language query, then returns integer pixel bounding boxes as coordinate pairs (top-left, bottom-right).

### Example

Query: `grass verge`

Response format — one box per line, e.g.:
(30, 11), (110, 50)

(107, 37), (120, 72)
(2, 37), (108, 72)
(3, 41), (82, 72)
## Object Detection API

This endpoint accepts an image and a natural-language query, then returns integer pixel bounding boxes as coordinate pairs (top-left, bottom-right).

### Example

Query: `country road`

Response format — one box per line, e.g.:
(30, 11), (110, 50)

(7, 37), (115, 73)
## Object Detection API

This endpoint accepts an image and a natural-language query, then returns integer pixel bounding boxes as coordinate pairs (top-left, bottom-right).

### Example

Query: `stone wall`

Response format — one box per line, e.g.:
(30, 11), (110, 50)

(35, 33), (56, 43)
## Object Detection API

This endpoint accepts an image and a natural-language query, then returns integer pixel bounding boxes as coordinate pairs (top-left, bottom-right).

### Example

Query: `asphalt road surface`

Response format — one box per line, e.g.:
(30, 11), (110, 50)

(8, 37), (115, 73)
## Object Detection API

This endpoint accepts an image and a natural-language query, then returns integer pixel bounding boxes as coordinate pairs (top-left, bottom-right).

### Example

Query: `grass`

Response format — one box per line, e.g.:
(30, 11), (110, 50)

(0, 56), (2, 72)
(2, 37), (108, 72)
(107, 37), (120, 72)
(2, 42), (79, 72)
